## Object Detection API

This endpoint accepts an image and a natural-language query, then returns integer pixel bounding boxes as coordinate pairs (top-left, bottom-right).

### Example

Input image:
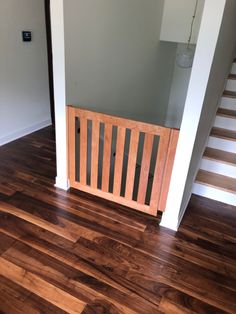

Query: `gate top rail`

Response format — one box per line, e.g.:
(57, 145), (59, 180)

(69, 105), (178, 136)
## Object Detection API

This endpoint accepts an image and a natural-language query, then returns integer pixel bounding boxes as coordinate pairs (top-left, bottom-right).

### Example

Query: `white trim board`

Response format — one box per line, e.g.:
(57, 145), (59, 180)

(220, 96), (236, 109)
(200, 158), (236, 178)
(192, 183), (236, 206)
(214, 115), (236, 131)
(207, 136), (236, 153)
(231, 63), (236, 74)
(0, 119), (52, 146)
(161, 0), (227, 231)
(226, 79), (236, 91)
(50, 0), (68, 191)
(55, 177), (70, 190)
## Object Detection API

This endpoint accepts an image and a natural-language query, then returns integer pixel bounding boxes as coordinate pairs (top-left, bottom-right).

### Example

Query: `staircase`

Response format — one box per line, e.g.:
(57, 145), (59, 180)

(193, 59), (236, 206)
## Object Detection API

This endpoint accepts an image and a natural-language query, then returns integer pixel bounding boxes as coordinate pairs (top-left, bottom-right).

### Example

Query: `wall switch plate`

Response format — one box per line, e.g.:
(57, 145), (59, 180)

(22, 31), (32, 42)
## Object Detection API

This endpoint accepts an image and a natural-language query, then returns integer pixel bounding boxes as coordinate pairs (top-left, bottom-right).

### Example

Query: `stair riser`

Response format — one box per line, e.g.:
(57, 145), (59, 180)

(194, 62), (236, 206)
(200, 159), (236, 178)
(214, 116), (236, 131)
(193, 183), (236, 206)
(226, 79), (236, 92)
(208, 136), (236, 153)
(220, 97), (236, 110)
(231, 63), (236, 74)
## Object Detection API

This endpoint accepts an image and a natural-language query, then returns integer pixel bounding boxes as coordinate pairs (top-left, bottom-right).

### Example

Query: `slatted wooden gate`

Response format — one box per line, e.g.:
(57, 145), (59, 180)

(67, 105), (179, 216)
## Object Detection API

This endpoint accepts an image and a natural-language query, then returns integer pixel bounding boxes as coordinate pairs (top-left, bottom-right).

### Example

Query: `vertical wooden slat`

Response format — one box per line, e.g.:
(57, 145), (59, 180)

(137, 133), (154, 204)
(149, 130), (171, 215)
(102, 123), (113, 192)
(67, 106), (76, 184)
(79, 117), (88, 185)
(90, 120), (100, 188)
(158, 129), (179, 212)
(125, 130), (139, 200)
(113, 126), (126, 196)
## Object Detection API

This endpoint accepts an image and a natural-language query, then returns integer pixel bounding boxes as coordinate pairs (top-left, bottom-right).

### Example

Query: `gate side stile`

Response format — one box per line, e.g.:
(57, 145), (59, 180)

(158, 129), (179, 212)
(149, 129), (171, 216)
(67, 105), (76, 187)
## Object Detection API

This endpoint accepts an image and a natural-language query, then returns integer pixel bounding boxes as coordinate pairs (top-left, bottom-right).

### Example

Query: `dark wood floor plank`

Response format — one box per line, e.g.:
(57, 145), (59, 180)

(74, 237), (236, 313)
(0, 126), (235, 313)
(181, 210), (236, 242)
(22, 187), (147, 232)
(0, 213), (144, 296)
(95, 235), (236, 292)
(0, 201), (80, 242)
(189, 194), (236, 224)
(81, 301), (135, 314)
(137, 227), (236, 281)
(0, 257), (86, 313)
(2, 241), (158, 314)
(0, 183), (16, 197)
(158, 294), (226, 314)
(0, 231), (16, 255)
(0, 275), (67, 314)
(7, 191), (144, 245)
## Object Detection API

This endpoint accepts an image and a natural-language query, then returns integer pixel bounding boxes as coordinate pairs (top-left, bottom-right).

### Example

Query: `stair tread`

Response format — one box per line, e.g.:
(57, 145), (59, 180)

(203, 147), (236, 165)
(217, 108), (236, 118)
(196, 170), (236, 194)
(223, 90), (236, 98)
(210, 127), (236, 142)
(228, 74), (236, 80)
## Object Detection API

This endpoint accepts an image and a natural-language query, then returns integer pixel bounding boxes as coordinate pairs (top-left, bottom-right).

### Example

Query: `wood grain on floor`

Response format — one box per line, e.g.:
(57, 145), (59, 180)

(0, 127), (235, 313)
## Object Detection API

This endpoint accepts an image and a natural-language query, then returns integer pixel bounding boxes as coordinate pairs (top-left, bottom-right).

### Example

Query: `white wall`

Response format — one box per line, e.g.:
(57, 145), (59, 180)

(0, 0), (51, 145)
(63, 0), (177, 125)
(161, 0), (236, 230)
(160, 0), (205, 44)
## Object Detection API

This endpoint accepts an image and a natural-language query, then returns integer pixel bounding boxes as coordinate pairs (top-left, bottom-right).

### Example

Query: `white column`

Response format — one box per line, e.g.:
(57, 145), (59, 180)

(50, 0), (69, 190)
(160, 0), (226, 230)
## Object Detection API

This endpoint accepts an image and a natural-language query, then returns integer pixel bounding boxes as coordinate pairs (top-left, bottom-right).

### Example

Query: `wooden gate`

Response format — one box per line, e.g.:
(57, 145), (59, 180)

(67, 106), (179, 216)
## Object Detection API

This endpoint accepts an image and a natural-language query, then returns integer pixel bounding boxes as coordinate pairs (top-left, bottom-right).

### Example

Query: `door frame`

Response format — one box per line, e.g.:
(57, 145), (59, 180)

(44, 0), (55, 125)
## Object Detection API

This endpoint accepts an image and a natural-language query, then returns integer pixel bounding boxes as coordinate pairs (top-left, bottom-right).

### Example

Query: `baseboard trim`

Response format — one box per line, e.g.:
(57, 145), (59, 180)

(160, 212), (179, 231)
(54, 176), (70, 191)
(0, 119), (52, 146)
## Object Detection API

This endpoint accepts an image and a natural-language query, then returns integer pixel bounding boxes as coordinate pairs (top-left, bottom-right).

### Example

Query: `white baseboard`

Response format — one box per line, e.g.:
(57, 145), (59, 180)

(160, 217), (178, 231)
(54, 176), (70, 191)
(160, 192), (192, 231)
(160, 212), (179, 231)
(0, 119), (52, 146)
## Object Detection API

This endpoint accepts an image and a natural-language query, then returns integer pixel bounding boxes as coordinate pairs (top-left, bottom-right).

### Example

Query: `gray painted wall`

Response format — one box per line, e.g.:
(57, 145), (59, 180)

(0, 0), (51, 145)
(165, 44), (194, 129)
(63, 0), (177, 125)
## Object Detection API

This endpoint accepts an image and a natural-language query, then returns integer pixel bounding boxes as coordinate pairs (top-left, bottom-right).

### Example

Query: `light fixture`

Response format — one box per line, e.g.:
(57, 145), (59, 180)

(177, 0), (199, 68)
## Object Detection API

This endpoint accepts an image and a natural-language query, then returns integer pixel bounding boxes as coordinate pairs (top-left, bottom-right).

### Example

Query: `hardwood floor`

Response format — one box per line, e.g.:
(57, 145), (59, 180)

(0, 126), (235, 313)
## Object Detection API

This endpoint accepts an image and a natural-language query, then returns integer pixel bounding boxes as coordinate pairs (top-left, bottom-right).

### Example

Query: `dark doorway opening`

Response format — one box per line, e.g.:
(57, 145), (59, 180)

(44, 0), (55, 125)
